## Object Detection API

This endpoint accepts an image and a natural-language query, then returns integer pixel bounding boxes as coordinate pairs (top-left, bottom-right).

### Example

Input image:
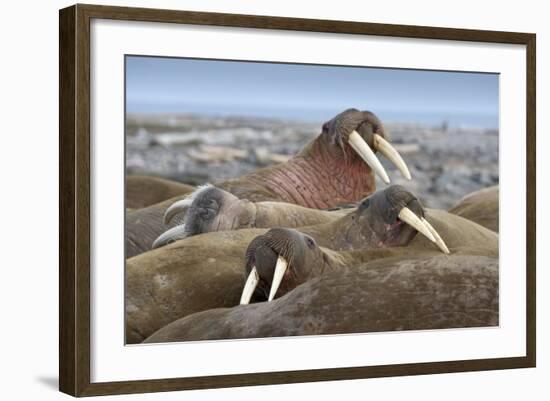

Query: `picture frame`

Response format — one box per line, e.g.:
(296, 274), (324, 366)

(59, 3), (536, 397)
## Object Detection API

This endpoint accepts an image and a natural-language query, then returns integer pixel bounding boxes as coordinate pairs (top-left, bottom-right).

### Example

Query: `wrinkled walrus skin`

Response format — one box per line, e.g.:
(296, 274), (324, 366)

(144, 255), (498, 343)
(126, 209), (497, 344)
(448, 185), (499, 232)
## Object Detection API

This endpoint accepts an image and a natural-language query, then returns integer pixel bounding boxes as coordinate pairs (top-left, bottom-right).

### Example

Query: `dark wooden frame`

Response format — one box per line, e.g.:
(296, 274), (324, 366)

(59, 3), (536, 397)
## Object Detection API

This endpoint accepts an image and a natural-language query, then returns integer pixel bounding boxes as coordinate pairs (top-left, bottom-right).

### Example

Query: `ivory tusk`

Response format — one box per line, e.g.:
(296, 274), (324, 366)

(422, 217), (450, 254)
(152, 225), (189, 249)
(398, 207), (436, 243)
(163, 198), (192, 225)
(348, 131), (390, 184)
(268, 256), (289, 302)
(240, 266), (260, 305)
(373, 134), (412, 180)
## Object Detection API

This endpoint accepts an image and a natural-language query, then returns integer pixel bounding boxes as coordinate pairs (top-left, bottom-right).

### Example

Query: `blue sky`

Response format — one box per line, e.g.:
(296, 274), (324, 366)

(126, 56), (499, 128)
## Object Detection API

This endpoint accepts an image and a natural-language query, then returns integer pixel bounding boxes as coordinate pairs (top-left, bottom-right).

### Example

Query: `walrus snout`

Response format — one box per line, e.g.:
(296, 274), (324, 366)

(163, 184), (231, 225)
(323, 108), (411, 184)
(241, 228), (314, 305)
(355, 186), (450, 254)
(384, 186), (449, 254)
(324, 108), (384, 146)
(384, 184), (419, 208)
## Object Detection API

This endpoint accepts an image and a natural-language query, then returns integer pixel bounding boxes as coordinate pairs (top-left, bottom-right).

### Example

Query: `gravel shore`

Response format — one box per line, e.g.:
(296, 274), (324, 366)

(126, 113), (498, 209)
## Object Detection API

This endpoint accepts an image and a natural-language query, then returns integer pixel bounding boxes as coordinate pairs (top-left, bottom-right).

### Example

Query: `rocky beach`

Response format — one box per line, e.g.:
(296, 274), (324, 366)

(126, 113), (498, 209)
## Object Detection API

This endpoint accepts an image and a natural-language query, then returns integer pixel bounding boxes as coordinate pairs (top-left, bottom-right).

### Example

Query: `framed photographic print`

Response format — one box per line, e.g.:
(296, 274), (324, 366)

(59, 4), (536, 397)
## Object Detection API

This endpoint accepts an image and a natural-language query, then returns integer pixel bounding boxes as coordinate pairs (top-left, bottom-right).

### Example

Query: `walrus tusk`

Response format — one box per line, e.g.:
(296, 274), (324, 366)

(373, 134), (412, 180)
(348, 131), (390, 184)
(152, 225), (189, 249)
(422, 217), (451, 254)
(163, 198), (192, 225)
(268, 256), (289, 302)
(240, 266), (260, 305)
(398, 207), (436, 243)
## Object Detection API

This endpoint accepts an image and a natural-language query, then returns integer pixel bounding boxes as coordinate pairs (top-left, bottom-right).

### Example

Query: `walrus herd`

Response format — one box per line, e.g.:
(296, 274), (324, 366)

(125, 109), (499, 344)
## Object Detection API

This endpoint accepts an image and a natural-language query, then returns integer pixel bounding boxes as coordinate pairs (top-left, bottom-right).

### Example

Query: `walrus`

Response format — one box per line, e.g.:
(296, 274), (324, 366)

(144, 254), (498, 343)
(449, 185), (499, 232)
(151, 184), (353, 251)
(127, 185), (351, 258)
(215, 108), (412, 207)
(126, 175), (195, 209)
(125, 109), (412, 256)
(125, 186), (482, 343)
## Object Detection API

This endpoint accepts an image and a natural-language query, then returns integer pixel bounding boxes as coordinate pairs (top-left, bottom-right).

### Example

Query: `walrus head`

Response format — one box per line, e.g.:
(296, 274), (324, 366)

(342, 185), (432, 248)
(240, 186), (449, 304)
(242, 228), (325, 304)
(152, 184), (256, 249)
(314, 108), (411, 185)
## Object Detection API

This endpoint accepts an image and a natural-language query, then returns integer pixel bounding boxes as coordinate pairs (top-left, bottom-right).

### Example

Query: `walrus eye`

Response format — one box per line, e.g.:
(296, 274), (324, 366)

(202, 208), (216, 219)
(206, 199), (218, 208)
(305, 236), (316, 249)
(359, 198), (371, 209)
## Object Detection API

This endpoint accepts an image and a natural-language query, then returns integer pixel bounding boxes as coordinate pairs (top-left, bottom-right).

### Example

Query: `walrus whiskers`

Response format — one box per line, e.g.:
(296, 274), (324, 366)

(163, 183), (213, 225)
(163, 198), (192, 225)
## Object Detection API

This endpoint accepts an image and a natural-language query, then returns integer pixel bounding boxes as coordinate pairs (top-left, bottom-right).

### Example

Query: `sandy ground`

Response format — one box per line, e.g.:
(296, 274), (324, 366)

(126, 113), (498, 209)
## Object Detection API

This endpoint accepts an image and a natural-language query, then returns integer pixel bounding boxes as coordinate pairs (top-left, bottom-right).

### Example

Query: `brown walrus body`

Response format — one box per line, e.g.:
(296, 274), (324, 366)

(126, 188), (497, 343)
(126, 186), (421, 343)
(126, 175), (195, 209)
(449, 185), (499, 232)
(126, 196), (187, 258)
(126, 228), (258, 343)
(144, 254), (498, 343)
(126, 186), (421, 342)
